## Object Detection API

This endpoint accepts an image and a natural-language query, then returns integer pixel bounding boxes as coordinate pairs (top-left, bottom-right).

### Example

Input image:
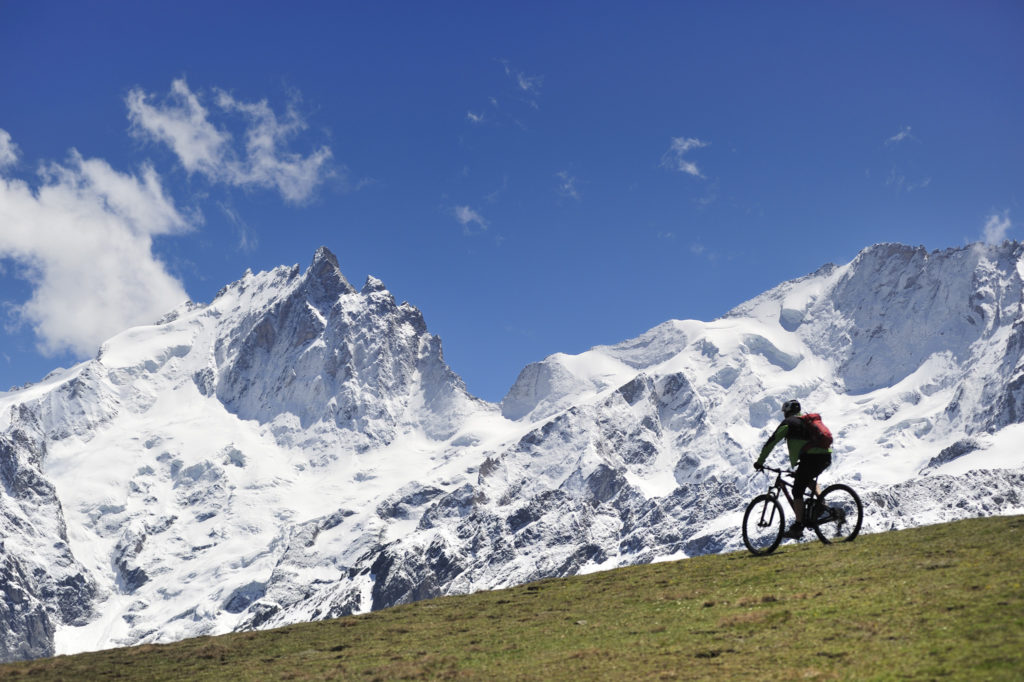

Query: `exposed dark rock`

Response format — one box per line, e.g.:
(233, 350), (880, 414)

(0, 554), (55, 662)
(224, 582), (267, 614)
(925, 439), (982, 471)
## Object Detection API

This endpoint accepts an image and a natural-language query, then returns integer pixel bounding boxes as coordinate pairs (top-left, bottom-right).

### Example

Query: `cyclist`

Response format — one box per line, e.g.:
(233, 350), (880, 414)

(754, 399), (832, 539)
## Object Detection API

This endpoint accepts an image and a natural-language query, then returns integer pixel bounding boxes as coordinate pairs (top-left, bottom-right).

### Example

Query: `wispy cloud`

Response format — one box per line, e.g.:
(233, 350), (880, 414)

(983, 210), (1012, 245)
(127, 78), (334, 203)
(556, 171), (580, 200)
(689, 242), (723, 262)
(465, 63), (542, 128)
(880, 126), (929, 192)
(0, 129), (19, 169)
(885, 125), (915, 146)
(497, 59), (543, 110)
(0, 134), (191, 357)
(662, 137), (709, 178)
(886, 168), (931, 192)
(126, 79), (226, 176)
(483, 176), (509, 204)
(502, 60), (542, 95)
(454, 205), (488, 235)
(218, 201), (258, 252)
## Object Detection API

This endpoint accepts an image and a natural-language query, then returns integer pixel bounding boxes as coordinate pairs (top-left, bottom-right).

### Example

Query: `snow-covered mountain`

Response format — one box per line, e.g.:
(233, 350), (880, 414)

(2, 242), (1023, 661)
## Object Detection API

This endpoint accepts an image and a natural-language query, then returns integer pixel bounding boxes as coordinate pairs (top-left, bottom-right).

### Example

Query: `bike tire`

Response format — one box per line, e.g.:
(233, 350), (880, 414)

(812, 484), (863, 544)
(742, 494), (785, 555)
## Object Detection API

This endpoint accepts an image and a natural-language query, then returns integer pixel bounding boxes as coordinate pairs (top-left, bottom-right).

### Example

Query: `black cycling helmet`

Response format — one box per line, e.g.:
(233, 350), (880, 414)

(782, 399), (801, 417)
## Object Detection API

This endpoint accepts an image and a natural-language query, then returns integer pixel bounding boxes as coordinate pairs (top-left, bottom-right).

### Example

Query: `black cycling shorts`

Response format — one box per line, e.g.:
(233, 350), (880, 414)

(793, 451), (832, 501)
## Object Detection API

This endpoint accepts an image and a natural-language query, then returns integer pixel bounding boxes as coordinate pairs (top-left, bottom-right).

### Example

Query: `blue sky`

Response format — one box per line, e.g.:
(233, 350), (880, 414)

(1, 2), (1022, 402)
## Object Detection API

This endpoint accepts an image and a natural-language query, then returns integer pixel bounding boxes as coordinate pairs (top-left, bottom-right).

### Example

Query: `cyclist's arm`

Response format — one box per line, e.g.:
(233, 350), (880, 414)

(755, 423), (789, 467)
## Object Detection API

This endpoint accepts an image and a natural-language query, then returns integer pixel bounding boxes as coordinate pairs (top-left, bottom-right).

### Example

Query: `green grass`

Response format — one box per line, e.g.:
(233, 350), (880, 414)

(2, 515), (1022, 680)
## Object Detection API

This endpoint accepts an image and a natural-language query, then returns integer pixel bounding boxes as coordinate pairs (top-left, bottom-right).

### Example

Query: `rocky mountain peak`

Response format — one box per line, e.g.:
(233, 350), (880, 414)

(305, 246), (356, 304)
(361, 275), (387, 294)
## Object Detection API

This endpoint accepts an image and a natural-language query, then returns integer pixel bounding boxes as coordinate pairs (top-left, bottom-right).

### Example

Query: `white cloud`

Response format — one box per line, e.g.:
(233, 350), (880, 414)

(515, 72), (542, 94)
(501, 60), (542, 94)
(127, 78), (333, 203)
(886, 168), (931, 192)
(483, 176), (509, 204)
(0, 143), (191, 357)
(662, 137), (709, 178)
(556, 171), (580, 200)
(689, 242), (722, 261)
(454, 205), (488, 235)
(219, 201), (258, 252)
(125, 80), (227, 176)
(497, 60), (543, 111)
(0, 129), (19, 169)
(466, 111), (484, 124)
(983, 210), (1012, 245)
(886, 125), (915, 146)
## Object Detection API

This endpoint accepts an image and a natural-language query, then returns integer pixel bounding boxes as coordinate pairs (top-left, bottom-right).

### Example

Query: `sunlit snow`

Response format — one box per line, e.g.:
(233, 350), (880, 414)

(1, 242), (1022, 660)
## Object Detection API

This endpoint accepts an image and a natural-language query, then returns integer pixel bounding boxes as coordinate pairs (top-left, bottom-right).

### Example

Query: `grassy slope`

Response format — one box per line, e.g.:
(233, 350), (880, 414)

(1, 515), (1022, 681)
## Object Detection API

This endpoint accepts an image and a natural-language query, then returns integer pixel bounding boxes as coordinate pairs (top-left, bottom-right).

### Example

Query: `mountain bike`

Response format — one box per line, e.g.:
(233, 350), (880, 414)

(742, 465), (863, 556)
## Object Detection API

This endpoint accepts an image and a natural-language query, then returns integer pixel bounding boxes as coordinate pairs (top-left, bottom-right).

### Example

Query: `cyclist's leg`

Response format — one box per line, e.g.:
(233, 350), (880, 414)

(791, 467), (811, 524)
(792, 452), (831, 525)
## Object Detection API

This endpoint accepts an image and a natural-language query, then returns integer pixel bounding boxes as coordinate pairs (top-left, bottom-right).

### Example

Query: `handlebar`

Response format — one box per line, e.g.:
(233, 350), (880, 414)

(758, 465), (795, 476)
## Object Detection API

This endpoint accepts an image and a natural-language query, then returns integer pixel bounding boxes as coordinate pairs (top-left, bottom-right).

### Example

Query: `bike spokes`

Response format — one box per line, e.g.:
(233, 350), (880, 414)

(742, 494), (784, 555)
(812, 484), (863, 544)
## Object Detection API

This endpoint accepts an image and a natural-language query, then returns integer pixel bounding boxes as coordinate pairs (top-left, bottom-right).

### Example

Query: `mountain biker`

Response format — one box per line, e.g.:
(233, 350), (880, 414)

(754, 399), (832, 540)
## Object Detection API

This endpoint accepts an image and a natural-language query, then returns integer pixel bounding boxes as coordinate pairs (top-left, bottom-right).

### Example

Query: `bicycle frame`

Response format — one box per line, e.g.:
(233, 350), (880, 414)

(760, 466), (818, 520)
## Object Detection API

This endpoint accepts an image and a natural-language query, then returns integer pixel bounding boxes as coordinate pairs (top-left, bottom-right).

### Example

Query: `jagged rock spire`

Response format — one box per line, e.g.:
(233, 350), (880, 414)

(306, 246), (355, 302)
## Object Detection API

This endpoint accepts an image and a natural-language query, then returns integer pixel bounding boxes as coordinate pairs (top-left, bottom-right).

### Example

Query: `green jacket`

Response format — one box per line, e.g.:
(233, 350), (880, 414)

(756, 414), (832, 467)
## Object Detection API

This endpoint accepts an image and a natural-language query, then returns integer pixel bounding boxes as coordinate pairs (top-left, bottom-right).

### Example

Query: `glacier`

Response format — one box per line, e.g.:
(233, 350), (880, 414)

(1, 241), (1022, 661)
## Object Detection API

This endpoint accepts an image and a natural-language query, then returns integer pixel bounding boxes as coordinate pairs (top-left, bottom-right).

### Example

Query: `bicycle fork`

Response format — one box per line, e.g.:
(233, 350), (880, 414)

(759, 489), (782, 528)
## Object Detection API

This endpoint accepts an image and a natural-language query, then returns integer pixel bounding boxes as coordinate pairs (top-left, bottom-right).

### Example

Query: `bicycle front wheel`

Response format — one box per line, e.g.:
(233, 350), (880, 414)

(742, 494), (784, 555)
(812, 484), (863, 544)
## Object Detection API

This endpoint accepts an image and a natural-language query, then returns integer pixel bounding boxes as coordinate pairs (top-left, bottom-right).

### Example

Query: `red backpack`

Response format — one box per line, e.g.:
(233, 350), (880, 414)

(799, 413), (833, 450)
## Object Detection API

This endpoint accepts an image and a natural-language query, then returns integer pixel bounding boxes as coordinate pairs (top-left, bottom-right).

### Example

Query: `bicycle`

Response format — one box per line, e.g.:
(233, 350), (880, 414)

(742, 465), (863, 555)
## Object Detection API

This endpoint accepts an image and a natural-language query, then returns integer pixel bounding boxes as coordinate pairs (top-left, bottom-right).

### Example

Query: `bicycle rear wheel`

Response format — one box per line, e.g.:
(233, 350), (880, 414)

(742, 494), (784, 555)
(812, 484), (863, 544)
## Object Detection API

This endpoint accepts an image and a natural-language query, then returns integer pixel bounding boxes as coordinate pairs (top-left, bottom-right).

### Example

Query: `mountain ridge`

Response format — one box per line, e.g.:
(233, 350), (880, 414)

(1, 241), (1023, 661)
